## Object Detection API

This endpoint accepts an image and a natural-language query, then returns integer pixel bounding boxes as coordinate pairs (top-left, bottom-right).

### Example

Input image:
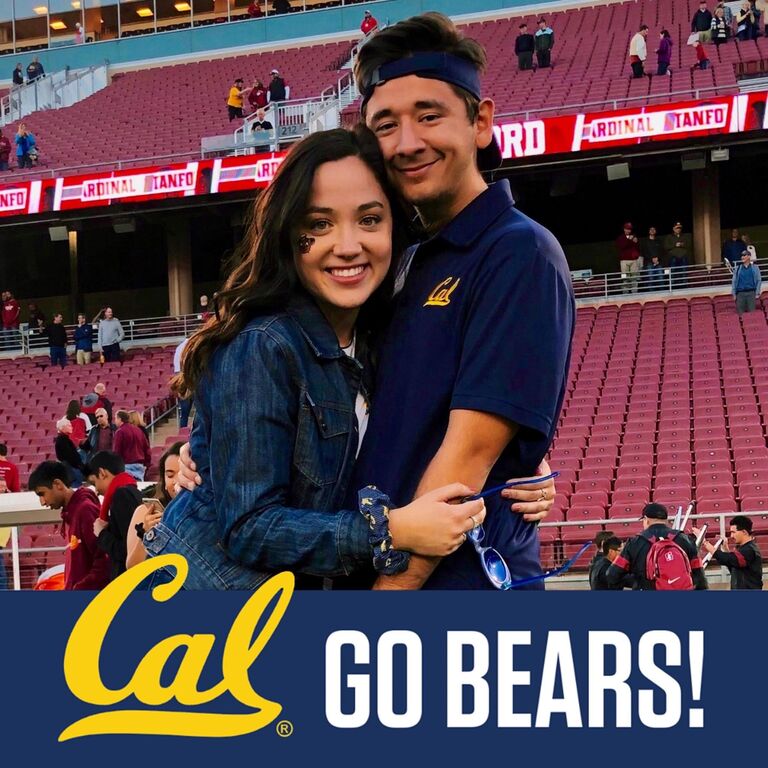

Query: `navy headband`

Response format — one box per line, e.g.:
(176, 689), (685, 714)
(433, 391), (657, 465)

(360, 52), (482, 106)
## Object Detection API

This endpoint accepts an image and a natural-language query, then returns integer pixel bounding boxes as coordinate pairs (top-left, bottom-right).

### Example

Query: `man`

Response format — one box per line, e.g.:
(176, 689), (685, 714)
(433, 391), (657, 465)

(94, 382), (113, 422)
(113, 410), (151, 481)
(361, 10), (378, 35)
(629, 24), (649, 78)
(607, 503), (708, 590)
(12, 62), (23, 86)
(26, 57), (44, 82)
(83, 408), (116, 461)
(0, 129), (10, 171)
(174, 338), (192, 428)
(87, 451), (142, 580)
(515, 23), (535, 71)
(198, 294), (212, 320)
(73, 313), (94, 365)
(616, 222), (641, 293)
(14, 123), (35, 169)
(588, 530), (614, 581)
(663, 221), (692, 264)
(701, 516), (763, 590)
(250, 108), (274, 147)
(643, 254), (664, 291)
(46, 312), (68, 368)
(97, 306), (124, 362)
(227, 77), (249, 122)
(0, 444), (20, 493)
(692, 1), (714, 34)
(1, 289), (20, 348)
(267, 69), (289, 102)
(590, 536), (634, 590)
(29, 461), (110, 590)
(722, 228), (744, 265)
(177, 12), (566, 590)
(272, 0), (291, 13)
(732, 250), (762, 314)
(534, 18), (555, 68)
(28, 301), (45, 333)
(640, 225), (663, 266)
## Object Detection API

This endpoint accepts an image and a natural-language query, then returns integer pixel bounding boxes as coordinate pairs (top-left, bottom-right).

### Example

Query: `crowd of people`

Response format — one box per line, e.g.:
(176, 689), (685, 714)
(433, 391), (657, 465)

(226, 69), (290, 122)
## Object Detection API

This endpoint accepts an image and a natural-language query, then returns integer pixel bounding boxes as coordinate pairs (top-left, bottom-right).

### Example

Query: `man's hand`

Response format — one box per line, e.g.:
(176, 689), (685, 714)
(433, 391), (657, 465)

(501, 459), (556, 522)
(93, 518), (108, 537)
(175, 442), (201, 493)
(702, 540), (716, 555)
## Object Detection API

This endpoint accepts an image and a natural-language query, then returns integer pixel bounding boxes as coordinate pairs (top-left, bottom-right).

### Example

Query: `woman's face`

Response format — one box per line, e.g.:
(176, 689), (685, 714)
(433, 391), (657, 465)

(164, 455), (180, 500)
(295, 155), (393, 315)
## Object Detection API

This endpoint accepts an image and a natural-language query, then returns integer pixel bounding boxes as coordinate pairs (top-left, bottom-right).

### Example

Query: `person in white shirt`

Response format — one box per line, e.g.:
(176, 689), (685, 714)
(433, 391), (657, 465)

(629, 24), (649, 78)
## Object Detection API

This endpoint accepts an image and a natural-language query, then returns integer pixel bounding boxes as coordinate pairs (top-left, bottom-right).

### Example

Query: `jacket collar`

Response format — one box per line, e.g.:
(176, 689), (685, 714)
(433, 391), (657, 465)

(285, 291), (347, 360)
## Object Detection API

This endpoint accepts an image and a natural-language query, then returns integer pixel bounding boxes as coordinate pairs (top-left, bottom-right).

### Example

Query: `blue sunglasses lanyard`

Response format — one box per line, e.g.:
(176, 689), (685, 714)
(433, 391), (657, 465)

(505, 542), (592, 589)
(466, 471), (561, 501)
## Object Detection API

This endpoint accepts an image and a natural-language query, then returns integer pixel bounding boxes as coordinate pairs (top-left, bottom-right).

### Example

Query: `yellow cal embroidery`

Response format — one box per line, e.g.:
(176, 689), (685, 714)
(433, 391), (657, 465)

(423, 277), (461, 307)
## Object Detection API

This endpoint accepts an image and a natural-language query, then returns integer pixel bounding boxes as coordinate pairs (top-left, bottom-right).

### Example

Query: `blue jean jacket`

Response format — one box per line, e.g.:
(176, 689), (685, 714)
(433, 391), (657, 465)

(144, 293), (372, 589)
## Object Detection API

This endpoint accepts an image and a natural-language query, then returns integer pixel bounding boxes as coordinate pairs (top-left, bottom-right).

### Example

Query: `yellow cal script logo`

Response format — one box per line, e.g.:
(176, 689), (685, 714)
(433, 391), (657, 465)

(424, 277), (461, 307)
(59, 554), (293, 741)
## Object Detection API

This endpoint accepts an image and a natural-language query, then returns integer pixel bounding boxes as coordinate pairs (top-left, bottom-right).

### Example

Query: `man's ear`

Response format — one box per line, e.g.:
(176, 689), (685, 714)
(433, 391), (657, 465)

(474, 97), (496, 153)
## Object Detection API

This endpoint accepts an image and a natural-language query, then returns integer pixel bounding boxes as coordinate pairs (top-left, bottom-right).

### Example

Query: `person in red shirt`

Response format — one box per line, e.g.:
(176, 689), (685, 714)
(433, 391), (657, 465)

(248, 79), (268, 112)
(1, 290), (21, 350)
(247, 1), (263, 17)
(615, 221), (641, 294)
(0, 443), (20, 493)
(28, 460), (110, 590)
(691, 40), (710, 70)
(361, 10), (378, 35)
(112, 410), (152, 481)
(0, 129), (11, 171)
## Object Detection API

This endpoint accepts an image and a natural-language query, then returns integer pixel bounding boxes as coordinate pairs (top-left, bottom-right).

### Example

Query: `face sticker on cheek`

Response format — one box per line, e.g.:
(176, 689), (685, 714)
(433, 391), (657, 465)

(297, 234), (315, 254)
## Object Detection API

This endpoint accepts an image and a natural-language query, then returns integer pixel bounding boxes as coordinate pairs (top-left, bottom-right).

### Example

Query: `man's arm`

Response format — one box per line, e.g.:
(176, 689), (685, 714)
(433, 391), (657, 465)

(713, 546), (755, 570)
(374, 409), (517, 590)
(116, 321), (125, 342)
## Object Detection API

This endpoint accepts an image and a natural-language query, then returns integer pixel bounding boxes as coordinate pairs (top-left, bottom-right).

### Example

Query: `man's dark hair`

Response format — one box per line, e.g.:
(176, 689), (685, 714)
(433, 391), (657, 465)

(538, 18), (547, 24)
(29, 460), (72, 490)
(639, 24), (649, 31)
(519, 23), (527, 29)
(354, 12), (487, 122)
(593, 530), (615, 551)
(0, 443), (7, 457)
(731, 515), (753, 534)
(602, 536), (623, 555)
(86, 451), (124, 477)
(115, 409), (130, 424)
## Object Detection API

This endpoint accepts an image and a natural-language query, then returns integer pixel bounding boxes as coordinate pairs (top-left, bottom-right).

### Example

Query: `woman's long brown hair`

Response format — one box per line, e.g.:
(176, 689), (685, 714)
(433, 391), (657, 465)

(174, 125), (411, 399)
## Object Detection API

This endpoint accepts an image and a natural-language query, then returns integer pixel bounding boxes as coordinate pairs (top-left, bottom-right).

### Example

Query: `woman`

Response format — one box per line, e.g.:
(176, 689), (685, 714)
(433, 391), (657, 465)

(711, 7), (729, 45)
(248, 78), (268, 111)
(126, 442), (182, 569)
(128, 410), (149, 437)
(656, 29), (673, 75)
(64, 399), (91, 455)
(14, 123), (35, 170)
(143, 127), (489, 590)
(737, 1), (758, 39)
(54, 419), (86, 488)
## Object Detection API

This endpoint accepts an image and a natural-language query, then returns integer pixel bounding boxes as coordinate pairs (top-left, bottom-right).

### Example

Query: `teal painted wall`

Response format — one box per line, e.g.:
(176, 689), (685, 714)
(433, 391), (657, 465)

(0, 0), (561, 74)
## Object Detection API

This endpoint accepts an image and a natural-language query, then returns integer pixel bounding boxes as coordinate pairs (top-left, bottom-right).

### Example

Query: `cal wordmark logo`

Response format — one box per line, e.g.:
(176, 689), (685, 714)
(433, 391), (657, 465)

(424, 277), (461, 307)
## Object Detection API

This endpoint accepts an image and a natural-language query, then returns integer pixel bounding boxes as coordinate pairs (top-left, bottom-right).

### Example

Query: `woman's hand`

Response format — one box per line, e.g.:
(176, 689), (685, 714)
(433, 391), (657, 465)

(175, 442), (201, 493)
(500, 459), (556, 522)
(143, 504), (163, 532)
(388, 483), (486, 557)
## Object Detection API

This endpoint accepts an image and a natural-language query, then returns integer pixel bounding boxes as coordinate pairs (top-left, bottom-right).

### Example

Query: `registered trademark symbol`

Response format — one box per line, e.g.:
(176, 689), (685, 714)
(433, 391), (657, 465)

(276, 720), (293, 737)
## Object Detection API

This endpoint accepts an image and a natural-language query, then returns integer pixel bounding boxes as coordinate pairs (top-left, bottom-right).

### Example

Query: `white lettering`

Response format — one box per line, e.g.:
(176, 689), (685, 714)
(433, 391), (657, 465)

(535, 631), (582, 728)
(446, 631), (489, 727)
(377, 631), (422, 728)
(638, 630), (682, 728)
(588, 631), (632, 727)
(497, 631), (532, 728)
(325, 630), (370, 728)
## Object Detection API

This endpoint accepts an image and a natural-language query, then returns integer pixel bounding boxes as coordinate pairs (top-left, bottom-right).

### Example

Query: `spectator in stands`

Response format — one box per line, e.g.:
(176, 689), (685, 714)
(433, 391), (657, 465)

(267, 69), (289, 103)
(88, 450), (142, 581)
(29, 461), (110, 590)
(697, 516), (763, 590)
(272, 0), (291, 13)
(742, 232), (757, 262)
(716, 1), (734, 26)
(656, 29), (673, 75)
(96, 306), (124, 363)
(590, 536), (634, 589)
(46, 312), (68, 368)
(629, 24), (649, 78)
(0, 129), (10, 171)
(14, 123), (35, 169)
(26, 57), (44, 83)
(663, 221), (692, 264)
(27, 301), (46, 332)
(12, 63), (23, 86)
(247, 1), (263, 17)
(65, 399), (91, 452)
(606, 503), (708, 590)
(84, 408), (115, 461)
(73, 313), (94, 365)
(197, 294), (212, 319)
(692, 1), (714, 36)
(732, 250), (762, 313)
(74, 22), (85, 45)
(588, 530), (614, 580)
(227, 77), (249, 122)
(640, 225), (664, 266)
(250, 108), (273, 134)
(1, 290), (20, 347)
(128, 410), (149, 438)
(361, 10), (378, 36)
(691, 39), (711, 69)
(0, 444), (20, 493)
(616, 222), (641, 293)
(711, 6), (730, 44)
(515, 23), (535, 71)
(723, 228), (744, 264)
(113, 409), (151, 481)
(174, 337), (192, 428)
(94, 382), (113, 422)
(643, 254), (665, 291)
(669, 243), (689, 288)
(125, 442), (182, 570)
(247, 78), (268, 112)
(534, 18), (555, 68)
(54, 418), (86, 488)
(737, 1), (759, 39)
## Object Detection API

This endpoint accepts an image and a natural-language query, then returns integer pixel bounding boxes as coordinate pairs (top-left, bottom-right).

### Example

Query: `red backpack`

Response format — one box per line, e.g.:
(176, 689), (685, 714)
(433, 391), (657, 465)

(644, 533), (694, 591)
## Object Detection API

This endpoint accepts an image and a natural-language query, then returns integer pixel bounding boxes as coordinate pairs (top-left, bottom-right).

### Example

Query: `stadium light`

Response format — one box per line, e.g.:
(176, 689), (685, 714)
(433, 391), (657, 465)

(48, 226), (69, 242)
(136, 7), (153, 17)
(606, 162), (630, 181)
(50, 21), (67, 30)
(33, 5), (48, 14)
(112, 217), (136, 234)
(174, 2), (192, 10)
(681, 152), (706, 171)
(71, 1), (81, 7)
(711, 147), (730, 162)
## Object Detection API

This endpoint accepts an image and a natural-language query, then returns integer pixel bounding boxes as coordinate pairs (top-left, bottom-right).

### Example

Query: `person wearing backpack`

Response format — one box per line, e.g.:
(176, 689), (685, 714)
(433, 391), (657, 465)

(607, 503), (708, 590)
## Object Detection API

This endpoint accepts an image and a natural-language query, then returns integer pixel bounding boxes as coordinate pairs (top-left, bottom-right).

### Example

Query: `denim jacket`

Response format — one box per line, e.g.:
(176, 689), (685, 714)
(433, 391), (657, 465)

(144, 293), (372, 589)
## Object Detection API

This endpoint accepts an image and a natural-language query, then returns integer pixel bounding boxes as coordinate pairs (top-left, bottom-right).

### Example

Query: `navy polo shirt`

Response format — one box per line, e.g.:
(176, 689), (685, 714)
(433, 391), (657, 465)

(351, 179), (575, 589)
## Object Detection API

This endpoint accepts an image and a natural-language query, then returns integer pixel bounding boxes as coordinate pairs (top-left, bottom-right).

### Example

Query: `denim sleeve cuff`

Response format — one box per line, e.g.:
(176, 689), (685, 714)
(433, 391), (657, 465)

(335, 507), (373, 576)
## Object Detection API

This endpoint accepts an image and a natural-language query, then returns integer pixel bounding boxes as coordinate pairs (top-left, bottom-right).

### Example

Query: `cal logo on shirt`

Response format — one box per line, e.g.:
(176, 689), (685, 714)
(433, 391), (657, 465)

(424, 277), (461, 307)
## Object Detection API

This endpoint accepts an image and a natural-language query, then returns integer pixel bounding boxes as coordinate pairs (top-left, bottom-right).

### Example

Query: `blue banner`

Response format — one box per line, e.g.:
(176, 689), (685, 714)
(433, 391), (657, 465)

(2, 557), (764, 767)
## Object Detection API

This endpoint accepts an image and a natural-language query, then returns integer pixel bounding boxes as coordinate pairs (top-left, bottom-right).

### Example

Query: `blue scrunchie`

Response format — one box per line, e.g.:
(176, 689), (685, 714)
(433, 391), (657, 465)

(358, 486), (411, 576)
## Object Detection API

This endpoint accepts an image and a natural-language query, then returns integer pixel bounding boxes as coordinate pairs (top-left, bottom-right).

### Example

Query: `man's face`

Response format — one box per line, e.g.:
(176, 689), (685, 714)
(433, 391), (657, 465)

(96, 409), (109, 428)
(34, 481), (67, 510)
(649, 227), (656, 236)
(78, 314), (85, 325)
(741, 252), (751, 267)
(257, 109), (266, 121)
(606, 546), (621, 563)
(732, 228), (740, 240)
(673, 223), (683, 235)
(652, 257), (660, 266)
(641, 28), (648, 37)
(520, 25), (527, 32)
(730, 525), (749, 546)
(53, 314), (62, 324)
(89, 469), (111, 497)
(365, 76), (494, 217)
(623, 227), (632, 235)
(104, 308), (113, 320)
